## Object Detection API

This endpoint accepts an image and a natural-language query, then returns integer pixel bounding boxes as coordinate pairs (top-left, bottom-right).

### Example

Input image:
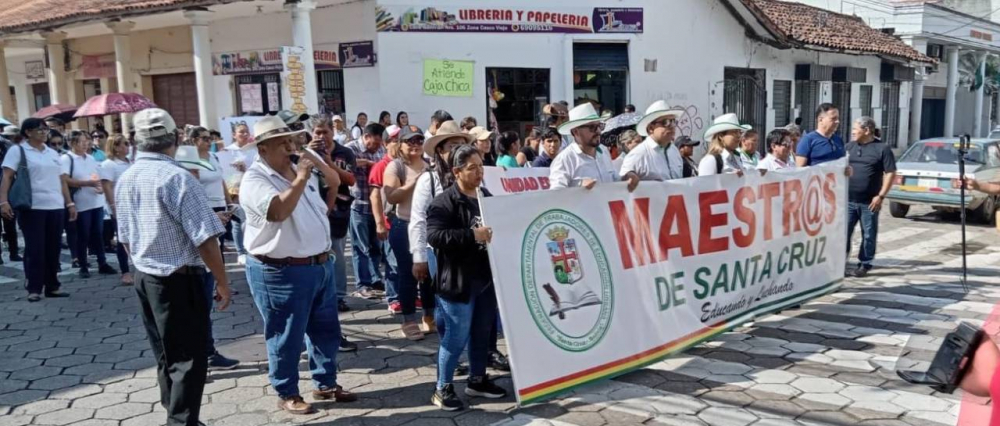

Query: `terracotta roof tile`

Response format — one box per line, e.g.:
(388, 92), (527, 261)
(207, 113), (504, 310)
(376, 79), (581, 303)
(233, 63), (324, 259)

(0, 0), (232, 35)
(748, 0), (935, 63)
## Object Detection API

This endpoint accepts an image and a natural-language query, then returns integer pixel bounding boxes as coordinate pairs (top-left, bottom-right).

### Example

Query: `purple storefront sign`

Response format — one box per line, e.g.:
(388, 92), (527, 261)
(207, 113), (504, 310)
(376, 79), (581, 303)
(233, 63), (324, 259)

(339, 41), (376, 68)
(376, 5), (642, 34)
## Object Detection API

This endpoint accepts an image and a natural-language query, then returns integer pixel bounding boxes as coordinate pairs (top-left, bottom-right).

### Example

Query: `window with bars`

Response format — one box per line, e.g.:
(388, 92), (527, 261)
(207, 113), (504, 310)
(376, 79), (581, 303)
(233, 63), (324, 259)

(317, 70), (345, 116)
(723, 67), (767, 139)
(860, 85), (873, 119)
(881, 82), (901, 148)
(832, 82), (852, 139)
(773, 80), (792, 128)
(795, 80), (820, 133)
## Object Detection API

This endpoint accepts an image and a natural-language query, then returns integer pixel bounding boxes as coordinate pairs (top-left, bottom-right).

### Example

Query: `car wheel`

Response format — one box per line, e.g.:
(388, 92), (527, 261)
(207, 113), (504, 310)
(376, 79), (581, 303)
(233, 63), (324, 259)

(976, 195), (997, 224)
(889, 202), (909, 218)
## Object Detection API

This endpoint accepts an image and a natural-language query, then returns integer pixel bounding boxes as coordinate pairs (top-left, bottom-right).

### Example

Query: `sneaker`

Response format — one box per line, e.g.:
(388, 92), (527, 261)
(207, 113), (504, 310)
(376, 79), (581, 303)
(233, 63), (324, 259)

(402, 321), (424, 341)
(465, 375), (507, 399)
(488, 351), (511, 372)
(97, 264), (118, 275)
(237, 255), (246, 265)
(420, 316), (436, 334)
(355, 287), (381, 300)
(338, 299), (350, 312)
(432, 384), (464, 411)
(339, 335), (358, 352)
(388, 301), (402, 314)
(207, 352), (240, 371)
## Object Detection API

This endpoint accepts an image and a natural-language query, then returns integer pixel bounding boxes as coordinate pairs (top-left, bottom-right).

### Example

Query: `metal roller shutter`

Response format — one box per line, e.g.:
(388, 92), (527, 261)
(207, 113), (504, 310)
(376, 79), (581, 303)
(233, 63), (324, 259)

(573, 43), (628, 71)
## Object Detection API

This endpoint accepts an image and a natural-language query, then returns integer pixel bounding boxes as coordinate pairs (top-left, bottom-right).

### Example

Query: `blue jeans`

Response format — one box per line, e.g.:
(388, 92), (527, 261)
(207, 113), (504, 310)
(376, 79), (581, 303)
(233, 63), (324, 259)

(388, 217), (418, 319)
(349, 209), (397, 291)
(331, 237), (348, 298)
(245, 257), (342, 398)
(847, 201), (880, 267)
(436, 285), (497, 389)
(75, 207), (108, 271)
(232, 221), (246, 256)
(201, 273), (217, 355)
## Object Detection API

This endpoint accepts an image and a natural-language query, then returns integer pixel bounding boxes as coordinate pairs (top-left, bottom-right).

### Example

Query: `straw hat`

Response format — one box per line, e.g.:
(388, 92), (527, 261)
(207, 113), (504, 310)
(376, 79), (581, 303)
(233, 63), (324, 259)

(557, 103), (605, 136)
(243, 115), (308, 151)
(637, 100), (684, 137)
(424, 120), (474, 157)
(175, 145), (214, 171)
(703, 113), (752, 140)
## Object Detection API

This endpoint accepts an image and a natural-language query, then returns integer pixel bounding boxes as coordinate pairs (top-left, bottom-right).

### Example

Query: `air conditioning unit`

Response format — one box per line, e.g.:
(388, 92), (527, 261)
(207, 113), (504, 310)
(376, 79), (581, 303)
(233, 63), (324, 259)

(927, 44), (944, 60)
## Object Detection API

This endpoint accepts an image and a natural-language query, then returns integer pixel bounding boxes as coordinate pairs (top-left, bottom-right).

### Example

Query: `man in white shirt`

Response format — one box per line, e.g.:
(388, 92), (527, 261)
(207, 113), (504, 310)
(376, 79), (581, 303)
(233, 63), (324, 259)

(550, 103), (639, 191)
(239, 116), (357, 415)
(621, 100), (685, 181)
(757, 128), (797, 172)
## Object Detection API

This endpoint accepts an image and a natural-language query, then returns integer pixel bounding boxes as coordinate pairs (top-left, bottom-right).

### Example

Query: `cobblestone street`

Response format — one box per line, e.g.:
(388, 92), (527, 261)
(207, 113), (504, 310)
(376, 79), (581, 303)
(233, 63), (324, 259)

(0, 206), (997, 426)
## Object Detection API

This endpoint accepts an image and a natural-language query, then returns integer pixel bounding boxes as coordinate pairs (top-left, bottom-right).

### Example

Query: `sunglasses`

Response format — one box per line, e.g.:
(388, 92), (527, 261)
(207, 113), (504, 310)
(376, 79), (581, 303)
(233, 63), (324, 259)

(581, 123), (605, 132)
(651, 118), (677, 128)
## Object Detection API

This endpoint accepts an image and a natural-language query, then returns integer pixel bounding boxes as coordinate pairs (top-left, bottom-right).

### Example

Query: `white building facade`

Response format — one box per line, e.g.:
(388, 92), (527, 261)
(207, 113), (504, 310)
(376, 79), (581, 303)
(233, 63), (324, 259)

(0, 0), (930, 152)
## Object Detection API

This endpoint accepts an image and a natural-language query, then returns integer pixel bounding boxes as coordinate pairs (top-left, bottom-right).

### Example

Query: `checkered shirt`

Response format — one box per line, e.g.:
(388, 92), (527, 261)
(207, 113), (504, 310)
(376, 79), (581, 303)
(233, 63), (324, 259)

(115, 152), (225, 276)
(348, 142), (385, 216)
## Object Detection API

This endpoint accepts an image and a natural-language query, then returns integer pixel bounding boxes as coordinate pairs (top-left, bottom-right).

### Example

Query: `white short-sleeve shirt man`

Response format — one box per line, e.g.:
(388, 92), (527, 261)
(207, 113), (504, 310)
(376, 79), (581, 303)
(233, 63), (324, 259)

(620, 137), (683, 181)
(240, 158), (331, 258)
(549, 143), (619, 189)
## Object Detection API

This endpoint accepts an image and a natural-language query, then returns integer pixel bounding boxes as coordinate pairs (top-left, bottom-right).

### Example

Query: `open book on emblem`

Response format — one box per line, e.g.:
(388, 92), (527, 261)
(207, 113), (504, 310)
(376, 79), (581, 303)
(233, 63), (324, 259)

(543, 283), (602, 318)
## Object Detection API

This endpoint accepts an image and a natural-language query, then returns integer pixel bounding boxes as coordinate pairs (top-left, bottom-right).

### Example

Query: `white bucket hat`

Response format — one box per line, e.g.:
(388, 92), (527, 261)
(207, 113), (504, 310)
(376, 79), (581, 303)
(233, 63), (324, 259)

(703, 113), (752, 140)
(243, 115), (308, 151)
(558, 103), (605, 136)
(637, 100), (684, 137)
(174, 145), (214, 171)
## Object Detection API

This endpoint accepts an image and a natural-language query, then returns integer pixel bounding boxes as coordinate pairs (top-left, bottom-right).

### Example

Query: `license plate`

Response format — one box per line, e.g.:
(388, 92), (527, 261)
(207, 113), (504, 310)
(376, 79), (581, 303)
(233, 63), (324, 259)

(918, 178), (937, 188)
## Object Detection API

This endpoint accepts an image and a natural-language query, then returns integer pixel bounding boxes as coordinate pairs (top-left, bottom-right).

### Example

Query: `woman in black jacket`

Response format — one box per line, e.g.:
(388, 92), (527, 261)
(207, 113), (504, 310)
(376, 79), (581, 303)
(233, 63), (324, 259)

(426, 144), (507, 411)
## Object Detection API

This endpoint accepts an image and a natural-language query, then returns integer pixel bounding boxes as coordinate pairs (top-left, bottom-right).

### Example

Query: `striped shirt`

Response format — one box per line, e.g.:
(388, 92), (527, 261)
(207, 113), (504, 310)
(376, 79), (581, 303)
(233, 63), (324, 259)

(348, 141), (385, 216)
(115, 152), (225, 276)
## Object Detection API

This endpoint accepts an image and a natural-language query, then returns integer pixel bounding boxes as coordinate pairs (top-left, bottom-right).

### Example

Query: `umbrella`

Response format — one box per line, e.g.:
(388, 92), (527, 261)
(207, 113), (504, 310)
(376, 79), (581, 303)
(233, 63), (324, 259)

(32, 103), (78, 122)
(602, 112), (642, 134)
(0, 117), (11, 127)
(73, 93), (157, 118)
(600, 112), (642, 149)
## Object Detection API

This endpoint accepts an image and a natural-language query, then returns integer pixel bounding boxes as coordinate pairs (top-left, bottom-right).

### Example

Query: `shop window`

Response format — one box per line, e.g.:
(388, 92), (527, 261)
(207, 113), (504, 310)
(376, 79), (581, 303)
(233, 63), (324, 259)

(831, 81), (852, 139)
(723, 67), (767, 153)
(318, 70), (345, 116)
(881, 81), (901, 148)
(573, 43), (628, 115)
(235, 73), (281, 116)
(487, 67), (549, 135)
(773, 80), (792, 128)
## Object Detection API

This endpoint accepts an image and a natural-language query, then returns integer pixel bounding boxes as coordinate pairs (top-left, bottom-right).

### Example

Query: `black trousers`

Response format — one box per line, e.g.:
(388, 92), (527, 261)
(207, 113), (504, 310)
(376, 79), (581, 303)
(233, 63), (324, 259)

(1, 212), (18, 256)
(18, 209), (63, 294)
(135, 269), (209, 426)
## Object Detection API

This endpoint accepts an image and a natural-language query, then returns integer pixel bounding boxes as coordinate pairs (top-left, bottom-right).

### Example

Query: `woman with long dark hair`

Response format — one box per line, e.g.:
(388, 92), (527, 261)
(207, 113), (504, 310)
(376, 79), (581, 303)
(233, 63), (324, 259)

(351, 112), (368, 141)
(62, 130), (117, 279)
(0, 118), (77, 301)
(426, 144), (508, 411)
(100, 134), (133, 285)
(396, 111), (409, 128)
(495, 131), (521, 168)
(379, 111), (392, 127)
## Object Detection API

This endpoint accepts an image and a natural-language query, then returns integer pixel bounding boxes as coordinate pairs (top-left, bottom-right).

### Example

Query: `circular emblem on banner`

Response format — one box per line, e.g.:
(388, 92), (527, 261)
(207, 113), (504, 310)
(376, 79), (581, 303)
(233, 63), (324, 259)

(521, 209), (614, 352)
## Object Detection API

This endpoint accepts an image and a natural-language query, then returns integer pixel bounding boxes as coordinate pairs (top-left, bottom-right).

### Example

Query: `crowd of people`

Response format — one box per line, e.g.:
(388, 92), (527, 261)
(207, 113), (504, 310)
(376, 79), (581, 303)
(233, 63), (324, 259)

(0, 95), (901, 424)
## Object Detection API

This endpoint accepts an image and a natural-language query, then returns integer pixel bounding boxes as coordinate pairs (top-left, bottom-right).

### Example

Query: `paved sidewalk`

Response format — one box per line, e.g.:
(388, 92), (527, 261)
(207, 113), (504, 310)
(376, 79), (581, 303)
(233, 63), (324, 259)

(0, 206), (995, 425)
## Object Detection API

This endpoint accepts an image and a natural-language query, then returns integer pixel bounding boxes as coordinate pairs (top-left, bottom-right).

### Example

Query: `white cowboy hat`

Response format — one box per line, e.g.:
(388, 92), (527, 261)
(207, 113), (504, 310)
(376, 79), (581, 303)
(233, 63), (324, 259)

(637, 100), (684, 137)
(174, 145), (214, 171)
(424, 120), (474, 157)
(243, 115), (308, 151)
(703, 113), (752, 140)
(557, 103), (605, 136)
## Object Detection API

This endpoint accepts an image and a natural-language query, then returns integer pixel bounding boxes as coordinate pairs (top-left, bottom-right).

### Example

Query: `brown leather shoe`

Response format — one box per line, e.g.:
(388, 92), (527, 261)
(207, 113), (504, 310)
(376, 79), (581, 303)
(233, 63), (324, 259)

(277, 396), (315, 414)
(312, 386), (358, 402)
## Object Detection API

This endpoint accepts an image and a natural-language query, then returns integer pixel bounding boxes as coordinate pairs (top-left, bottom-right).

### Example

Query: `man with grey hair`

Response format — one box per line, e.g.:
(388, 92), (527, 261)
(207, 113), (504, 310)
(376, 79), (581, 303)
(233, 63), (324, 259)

(115, 108), (231, 426)
(846, 116), (897, 278)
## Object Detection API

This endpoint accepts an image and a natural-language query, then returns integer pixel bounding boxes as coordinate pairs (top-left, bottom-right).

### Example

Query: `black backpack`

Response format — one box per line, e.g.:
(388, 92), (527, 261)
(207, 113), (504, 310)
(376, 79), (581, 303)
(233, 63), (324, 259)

(712, 153), (723, 174)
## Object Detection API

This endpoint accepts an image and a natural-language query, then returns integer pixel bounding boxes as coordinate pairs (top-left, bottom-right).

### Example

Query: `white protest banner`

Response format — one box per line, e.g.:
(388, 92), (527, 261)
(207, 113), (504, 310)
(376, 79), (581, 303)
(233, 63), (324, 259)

(482, 166), (551, 195)
(480, 159), (848, 405)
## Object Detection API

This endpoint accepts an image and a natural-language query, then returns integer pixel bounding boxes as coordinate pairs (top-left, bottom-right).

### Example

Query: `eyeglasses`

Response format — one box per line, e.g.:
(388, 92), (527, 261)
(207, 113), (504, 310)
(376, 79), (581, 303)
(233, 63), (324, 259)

(581, 123), (605, 132)
(651, 118), (677, 128)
